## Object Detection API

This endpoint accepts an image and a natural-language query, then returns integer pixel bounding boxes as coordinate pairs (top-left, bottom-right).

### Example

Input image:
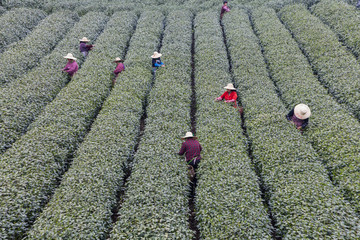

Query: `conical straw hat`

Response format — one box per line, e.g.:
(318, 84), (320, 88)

(63, 53), (77, 60)
(151, 51), (162, 58)
(181, 132), (197, 140)
(224, 83), (236, 90)
(113, 57), (124, 62)
(79, 37), (90, 42)
(294, 104), (311, 120)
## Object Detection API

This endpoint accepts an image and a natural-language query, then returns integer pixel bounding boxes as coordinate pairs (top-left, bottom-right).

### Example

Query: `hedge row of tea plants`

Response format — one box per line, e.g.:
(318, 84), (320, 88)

(1, 0), (48, 8)
(0, 11), (109, 154)
(0, 11), (78, 86)
(279, 4), (360, 118)
(0, 8), (46, 53)
(222, 9), (360, 239)
(110, 11), (193, 239)
(0, 12), (137, 240)
(252, 7), (360, 213)
(312, 0), (360, 57)
(25, 11), (168, 239)
(193, 11), (272, 239)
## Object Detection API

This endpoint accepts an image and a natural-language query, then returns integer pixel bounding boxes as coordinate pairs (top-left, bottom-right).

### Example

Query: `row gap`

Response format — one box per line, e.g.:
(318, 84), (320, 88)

(189, 13), (200, 240)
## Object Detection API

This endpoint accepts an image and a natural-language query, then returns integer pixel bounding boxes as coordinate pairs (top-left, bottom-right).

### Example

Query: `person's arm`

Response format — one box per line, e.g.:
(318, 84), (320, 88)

(216, 92), (226, 101)
(225, 6), (230, 12)
(286, 108), (294, 121)
(86, 44), (94, 50)
(178, 142), (186, 155)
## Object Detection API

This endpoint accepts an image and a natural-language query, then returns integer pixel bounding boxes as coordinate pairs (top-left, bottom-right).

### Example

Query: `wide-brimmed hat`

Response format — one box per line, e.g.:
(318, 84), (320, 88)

(294, 104), (311, 120)
(224, 83), (236, 90)
(113, 57), (124, 62)
(79, 37), (90, 42)
(63, 53), (77, 60)
(151, 51), (162, 58)
(181, 132), (197, 140)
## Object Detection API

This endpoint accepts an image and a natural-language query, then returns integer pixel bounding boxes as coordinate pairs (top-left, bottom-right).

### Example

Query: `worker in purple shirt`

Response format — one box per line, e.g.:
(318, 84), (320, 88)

(79, 37), (94, 57)
(178, 132), (202, 177)
(113, 57), (125, 86)
(62, 53), (78, 77)
(286, 104), (311, 133)
(220, 1), (230, 19)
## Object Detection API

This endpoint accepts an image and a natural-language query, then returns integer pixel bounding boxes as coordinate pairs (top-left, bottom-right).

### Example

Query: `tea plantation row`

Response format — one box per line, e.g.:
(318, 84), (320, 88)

(1, 1), (360, 239)
(0, 11), (109, 154)
(252, 6), (360, 214)
(223, 9), (360, 239)
(0, 11), (136, 239)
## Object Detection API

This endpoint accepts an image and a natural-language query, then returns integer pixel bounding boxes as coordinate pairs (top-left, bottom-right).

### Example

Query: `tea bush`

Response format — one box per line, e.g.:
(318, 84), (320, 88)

(252, 7), (360, 213)
(0, 11), (136, 240)
(0, 11), (109, 154)
(193, 11), (273, 239)
(0, 8), (46, 53)
(223, 9), (360, 239)
(110, 11), (193, 239)
(279, 4), (360, 119)
(25, 10), (170, 239)
(0, 11), (78, 86)
(312, 0), (360, 57)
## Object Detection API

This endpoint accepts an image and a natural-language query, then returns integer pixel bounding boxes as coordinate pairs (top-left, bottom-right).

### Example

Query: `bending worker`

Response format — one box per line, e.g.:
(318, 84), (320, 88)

(62, 53), (78, 77)
(151, 51), (165, 73)
(79, 37), (94, 57)
(215, 83), (238, 107)
(178, 132), (202, 176)
(113, 57), (125, 85)
(286, 103), (311, 131)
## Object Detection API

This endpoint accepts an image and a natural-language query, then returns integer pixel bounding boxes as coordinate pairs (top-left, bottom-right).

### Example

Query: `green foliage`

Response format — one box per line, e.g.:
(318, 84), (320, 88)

(193, 11), (272, 239)
(0, 11), (136, 240)
(0, 12), (109, 154)
(312, 0), (360, 57)
(0, 11), (79, 86)
(0, 8), (46, 53)
(110, 10), (193, 239)
(1, 0), (46, 8)
(279, 4), (360, 119)
(252, 7), (360, 213)
(26, 11), (170, 239)
(223, 9), (360, 239)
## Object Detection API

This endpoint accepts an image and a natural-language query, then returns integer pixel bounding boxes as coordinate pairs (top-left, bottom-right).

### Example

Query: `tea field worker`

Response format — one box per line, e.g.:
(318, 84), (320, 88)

(178, 132), (202, 177)
(286, 103), (311, 132)
(62, 53), (78, 77)
(79, 37), (95, 57)
(220, 1), (230, 19)
(215, 83), (238, 105)
(151, 51), (165, 73)
(112, 57), (125, 85)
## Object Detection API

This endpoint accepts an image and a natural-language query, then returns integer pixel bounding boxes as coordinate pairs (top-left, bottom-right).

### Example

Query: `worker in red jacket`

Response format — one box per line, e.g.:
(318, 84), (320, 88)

(215, 83), (237, 106)
(62, 53), (78, 77)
